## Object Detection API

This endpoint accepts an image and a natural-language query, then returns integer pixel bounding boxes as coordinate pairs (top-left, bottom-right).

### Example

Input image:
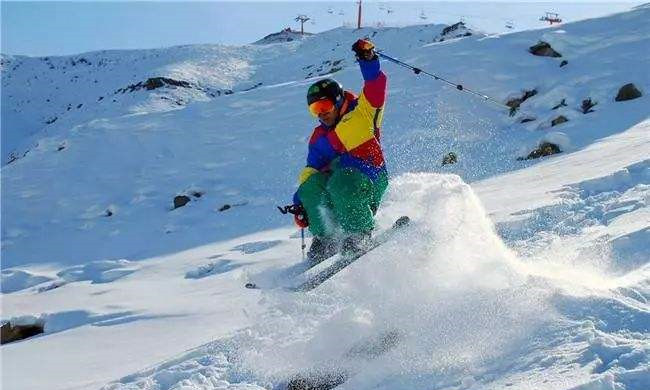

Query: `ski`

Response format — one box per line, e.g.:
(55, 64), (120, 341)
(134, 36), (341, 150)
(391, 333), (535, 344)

(244, 216), (410, 291)
(290, 216), (410, 292)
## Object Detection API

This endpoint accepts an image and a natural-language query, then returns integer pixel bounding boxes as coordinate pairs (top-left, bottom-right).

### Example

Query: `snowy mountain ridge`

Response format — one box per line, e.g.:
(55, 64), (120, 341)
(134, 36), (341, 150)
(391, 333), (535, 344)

(1, 5), (649, 390)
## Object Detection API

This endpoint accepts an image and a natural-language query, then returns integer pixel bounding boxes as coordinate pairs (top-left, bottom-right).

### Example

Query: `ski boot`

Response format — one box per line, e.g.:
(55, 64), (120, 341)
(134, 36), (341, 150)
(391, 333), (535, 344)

(341, 231), (372, 258)
(307, 236), (338, 266)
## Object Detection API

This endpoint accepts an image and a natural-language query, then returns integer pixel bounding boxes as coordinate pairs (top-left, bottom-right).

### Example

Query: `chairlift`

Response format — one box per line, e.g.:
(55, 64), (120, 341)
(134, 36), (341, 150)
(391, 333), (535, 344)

(539, 12), (562, 24)
(338, 9), (345, 16)
(505, 20), (514, 29)
(419, 11), (427, 20)
(327, 7), (334, 14)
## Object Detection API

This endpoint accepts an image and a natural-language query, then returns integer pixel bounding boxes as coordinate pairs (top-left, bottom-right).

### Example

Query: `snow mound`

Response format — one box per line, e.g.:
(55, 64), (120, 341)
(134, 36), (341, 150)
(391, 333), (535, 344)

(1, 269), (53, 293)
(57, 259), (139, 284)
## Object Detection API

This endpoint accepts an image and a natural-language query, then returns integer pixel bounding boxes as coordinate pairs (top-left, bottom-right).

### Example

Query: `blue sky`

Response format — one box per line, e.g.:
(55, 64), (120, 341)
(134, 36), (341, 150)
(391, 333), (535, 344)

(1, 1), (640, 57)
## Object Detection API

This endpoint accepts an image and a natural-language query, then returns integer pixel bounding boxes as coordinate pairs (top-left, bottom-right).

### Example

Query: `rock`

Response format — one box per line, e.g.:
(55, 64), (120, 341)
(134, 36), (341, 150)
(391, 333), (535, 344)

(173, 195), (191, 209)
(144, 77), (191, 90)
(529, 41), (562, 57)
(581, 98), (597, 114)
(191, 191), (204, 198)
(615, 83), (642, 101)
(218, 204), (231, 212)
(551, 115), (568, 127)
(506, 89), (538, 109)
(552, 99), (567, 110)
(519, 142), (562, 160)
(1, 321), (44, 344)
(437, 21), (472, 42)
(441, 152), (458, 166)
(560, 60), (568, 67)
(115, 77), (192, 94)
(520, 117), (536, 123)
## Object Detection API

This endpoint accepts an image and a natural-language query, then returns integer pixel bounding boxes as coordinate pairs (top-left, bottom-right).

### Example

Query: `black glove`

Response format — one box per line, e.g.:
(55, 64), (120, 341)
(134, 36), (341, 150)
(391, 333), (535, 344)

(352, 39), (377, 61)
(278, 204), (309, 228)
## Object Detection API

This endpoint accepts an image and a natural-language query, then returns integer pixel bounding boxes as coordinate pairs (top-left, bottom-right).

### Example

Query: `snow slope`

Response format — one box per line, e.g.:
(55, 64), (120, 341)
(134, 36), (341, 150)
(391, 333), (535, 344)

(2, 4), (649, 390)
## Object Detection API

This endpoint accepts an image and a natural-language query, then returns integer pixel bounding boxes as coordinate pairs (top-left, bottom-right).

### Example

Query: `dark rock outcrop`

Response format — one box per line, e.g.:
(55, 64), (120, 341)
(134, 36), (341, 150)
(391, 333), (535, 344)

(581, 98), (597, 114)
(1, 321), (44, 344)
(529, 41), (562, 57)
(437, 22), (472, 42)
(115, 77), (192, 94)
(441, 152), (458, 166)
(615, 83), (642, 101)
(506, 89), (538, 109)
(173, 195), (191, 209)
(518, 142), (561, 160)
(551, 115), (569, 126)
(144, 77), (191, 90)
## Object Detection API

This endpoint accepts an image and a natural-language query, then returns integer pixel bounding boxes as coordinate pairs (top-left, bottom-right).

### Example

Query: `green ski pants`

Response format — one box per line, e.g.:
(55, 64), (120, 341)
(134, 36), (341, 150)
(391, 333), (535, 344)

(297, 166), (388, 237)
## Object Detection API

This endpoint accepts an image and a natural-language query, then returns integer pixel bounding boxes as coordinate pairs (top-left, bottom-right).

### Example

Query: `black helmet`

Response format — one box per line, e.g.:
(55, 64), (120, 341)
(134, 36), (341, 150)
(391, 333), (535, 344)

(307, 78), (344, 106)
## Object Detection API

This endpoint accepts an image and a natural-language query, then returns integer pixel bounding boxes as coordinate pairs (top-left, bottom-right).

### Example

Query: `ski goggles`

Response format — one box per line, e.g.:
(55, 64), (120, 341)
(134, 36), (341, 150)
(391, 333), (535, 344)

(308, 99), (336, 117)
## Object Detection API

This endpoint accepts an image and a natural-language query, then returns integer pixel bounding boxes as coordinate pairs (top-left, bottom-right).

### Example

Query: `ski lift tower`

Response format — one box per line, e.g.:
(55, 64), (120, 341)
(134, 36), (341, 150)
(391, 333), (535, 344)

(357, 0), (363, 29)
(295, 15), (310, 35)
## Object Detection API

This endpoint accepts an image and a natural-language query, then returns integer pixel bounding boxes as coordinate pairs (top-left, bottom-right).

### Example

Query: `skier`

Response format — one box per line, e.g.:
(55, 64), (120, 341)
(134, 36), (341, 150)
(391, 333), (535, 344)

(291, 39), (389, 263)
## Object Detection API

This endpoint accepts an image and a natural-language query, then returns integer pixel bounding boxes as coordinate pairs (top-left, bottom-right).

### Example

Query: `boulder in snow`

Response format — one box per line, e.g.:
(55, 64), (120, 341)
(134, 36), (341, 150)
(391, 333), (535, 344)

(518, 142), (562, 160)
(529, 41), (562, 57)
(551, 115), (568, 127)
(437, 22), (473, 42)
(615, 83), (642, 101)
(173, 195), (191, 209)
(506, 89), (538, 109)
(581, 98), (598, 114)
(441, 152), (458, 166)
(1, 320), (44, 344)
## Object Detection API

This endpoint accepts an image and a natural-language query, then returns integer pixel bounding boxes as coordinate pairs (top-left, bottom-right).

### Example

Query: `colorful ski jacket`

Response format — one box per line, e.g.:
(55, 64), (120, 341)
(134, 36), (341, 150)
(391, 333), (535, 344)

(297, 58), (388, 188)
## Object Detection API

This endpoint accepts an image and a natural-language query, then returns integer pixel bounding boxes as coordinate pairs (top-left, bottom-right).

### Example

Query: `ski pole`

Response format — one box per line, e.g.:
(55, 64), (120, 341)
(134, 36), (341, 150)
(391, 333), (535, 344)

(301, 228), (306, 261)
(377, 51), (516, 115)
(277, 204), (308, 260)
